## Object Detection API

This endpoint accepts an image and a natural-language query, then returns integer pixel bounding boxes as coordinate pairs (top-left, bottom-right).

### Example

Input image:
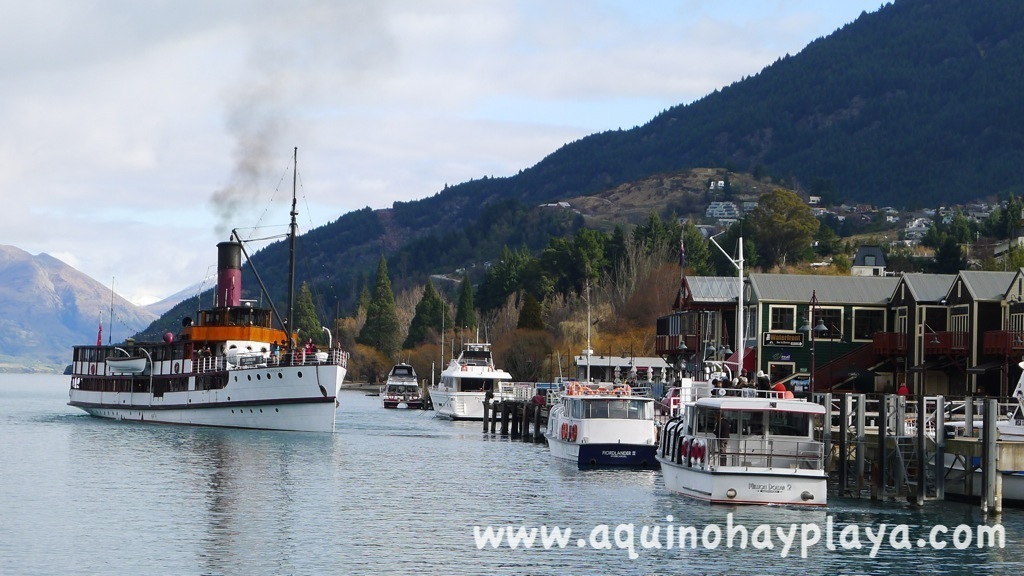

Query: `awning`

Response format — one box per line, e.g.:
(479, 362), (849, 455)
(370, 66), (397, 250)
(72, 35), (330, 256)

(908, 359), (951, 372)
(724, 347), (756, 376)
(967, 361), (1005, 375)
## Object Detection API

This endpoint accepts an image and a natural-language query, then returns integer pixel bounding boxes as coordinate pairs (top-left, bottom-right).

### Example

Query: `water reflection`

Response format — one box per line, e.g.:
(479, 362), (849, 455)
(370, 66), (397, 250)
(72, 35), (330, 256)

(4, 376), (1024, 575)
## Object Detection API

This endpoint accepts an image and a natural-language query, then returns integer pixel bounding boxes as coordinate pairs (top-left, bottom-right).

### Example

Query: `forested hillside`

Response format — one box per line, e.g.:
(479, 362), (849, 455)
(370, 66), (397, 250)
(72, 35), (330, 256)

(139, 0), (1024, 341)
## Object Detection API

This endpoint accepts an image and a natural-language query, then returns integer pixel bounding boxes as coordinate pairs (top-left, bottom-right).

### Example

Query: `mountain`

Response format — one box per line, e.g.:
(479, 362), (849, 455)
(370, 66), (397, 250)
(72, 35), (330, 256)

(138, 0), (1024, 335)
(0, 246), (157, 371)
(145, 282), (203, 317)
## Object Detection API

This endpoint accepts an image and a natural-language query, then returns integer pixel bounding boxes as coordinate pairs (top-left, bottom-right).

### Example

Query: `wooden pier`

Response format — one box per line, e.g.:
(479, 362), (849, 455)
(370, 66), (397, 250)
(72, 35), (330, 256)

(481, 392), (550, 443)
(813, 392), (1024, 515)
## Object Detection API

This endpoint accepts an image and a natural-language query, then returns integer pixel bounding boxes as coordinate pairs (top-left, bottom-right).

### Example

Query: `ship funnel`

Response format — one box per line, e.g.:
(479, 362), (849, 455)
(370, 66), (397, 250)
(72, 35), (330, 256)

(216, 241), (242, 308)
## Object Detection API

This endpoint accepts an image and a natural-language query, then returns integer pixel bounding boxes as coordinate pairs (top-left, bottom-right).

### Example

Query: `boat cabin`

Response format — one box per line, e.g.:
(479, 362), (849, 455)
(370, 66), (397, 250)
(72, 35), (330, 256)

(560, 395), (653, 421)
(662, 391), (825, 470)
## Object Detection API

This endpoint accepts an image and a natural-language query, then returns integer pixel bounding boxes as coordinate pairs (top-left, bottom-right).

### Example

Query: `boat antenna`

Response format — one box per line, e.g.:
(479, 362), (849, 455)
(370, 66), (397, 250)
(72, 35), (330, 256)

(287, 146), (298, 347)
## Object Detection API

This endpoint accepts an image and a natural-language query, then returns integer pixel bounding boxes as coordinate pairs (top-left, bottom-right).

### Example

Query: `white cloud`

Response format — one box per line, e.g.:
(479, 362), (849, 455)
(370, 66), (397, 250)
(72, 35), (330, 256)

(0, 0), (882, 303)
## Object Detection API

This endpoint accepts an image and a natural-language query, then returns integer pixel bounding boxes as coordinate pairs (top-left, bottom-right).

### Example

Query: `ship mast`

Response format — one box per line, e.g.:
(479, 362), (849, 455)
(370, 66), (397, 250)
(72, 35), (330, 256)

(287, 146), (298, 346)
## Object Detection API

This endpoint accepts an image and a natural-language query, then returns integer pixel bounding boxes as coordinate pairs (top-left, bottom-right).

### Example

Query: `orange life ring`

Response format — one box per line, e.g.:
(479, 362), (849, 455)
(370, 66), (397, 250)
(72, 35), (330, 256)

(89, 364), (96, 375)
(461, 366), (468, 372)
(569, 424), (578, 442)
(560, 422), (568, 440)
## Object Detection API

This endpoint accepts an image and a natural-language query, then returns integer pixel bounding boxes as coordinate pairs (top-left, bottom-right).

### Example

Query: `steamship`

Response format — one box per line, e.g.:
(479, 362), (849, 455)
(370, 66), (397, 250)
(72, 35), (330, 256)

(67, 149), (348, 432)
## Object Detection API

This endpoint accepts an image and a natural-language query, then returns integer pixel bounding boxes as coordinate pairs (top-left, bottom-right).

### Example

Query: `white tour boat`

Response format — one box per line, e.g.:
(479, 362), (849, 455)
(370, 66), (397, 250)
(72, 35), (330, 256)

(68, 149), (348, 433)
(658, 380), (827, 506)
(430, 342), (513, 420)
(545, 382), (658, 468)
(382, 363), (424, 409)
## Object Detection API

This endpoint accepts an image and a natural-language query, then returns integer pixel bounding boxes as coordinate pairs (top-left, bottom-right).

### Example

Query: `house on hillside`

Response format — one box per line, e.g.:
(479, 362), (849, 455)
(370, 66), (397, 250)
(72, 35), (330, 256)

(851, 246), (887, 276)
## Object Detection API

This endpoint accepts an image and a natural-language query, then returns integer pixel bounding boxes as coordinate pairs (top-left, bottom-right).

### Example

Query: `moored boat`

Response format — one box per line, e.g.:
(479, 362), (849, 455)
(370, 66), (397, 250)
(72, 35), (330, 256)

(545, 382), (658, 468)
(382, 363), (424, 409)
(658, 380), (827, 506)
(67, 149), (348, 433)
(430, 342), (513, 420)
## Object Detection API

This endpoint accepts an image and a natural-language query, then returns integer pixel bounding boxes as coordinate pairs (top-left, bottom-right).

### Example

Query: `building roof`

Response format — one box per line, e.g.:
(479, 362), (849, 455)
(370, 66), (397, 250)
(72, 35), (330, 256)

(747, 273), (900, 305)
(574, 355), (671, 369)
(852, 245), (887, 267)
(897, 273), (956, 303)
(684, 276), (739, 304)
(956, 271), (1018, 302)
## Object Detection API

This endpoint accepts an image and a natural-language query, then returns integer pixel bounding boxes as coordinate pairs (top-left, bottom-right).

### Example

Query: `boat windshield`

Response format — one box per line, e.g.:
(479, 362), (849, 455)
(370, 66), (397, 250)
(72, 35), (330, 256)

(572, 398), (651, 420)
(695, 407), (811, 438)
(458, 378), (498, 392)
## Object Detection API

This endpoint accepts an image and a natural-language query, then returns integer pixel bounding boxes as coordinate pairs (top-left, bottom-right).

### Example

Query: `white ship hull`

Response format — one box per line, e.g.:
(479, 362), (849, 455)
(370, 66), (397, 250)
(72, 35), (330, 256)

(70, 364), (345, 433)
(659, 458), (827, 506)
(431, 390), (489, 420)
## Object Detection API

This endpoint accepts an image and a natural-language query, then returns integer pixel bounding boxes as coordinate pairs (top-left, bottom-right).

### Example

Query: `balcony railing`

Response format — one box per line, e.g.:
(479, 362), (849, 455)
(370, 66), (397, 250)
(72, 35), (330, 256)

(872, 332), (906, 356)
(981, 330), (1024, 355)
(923, 331), (969, 356)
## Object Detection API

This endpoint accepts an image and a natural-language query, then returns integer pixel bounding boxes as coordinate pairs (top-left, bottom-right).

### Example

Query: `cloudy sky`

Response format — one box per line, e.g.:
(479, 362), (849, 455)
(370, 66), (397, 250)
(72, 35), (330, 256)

(1, 0), (884, 304)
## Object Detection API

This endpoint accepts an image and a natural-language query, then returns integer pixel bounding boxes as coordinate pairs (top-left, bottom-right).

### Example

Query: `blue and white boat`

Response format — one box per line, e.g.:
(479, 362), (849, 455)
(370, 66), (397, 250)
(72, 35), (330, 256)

(544, 382), (658, 469)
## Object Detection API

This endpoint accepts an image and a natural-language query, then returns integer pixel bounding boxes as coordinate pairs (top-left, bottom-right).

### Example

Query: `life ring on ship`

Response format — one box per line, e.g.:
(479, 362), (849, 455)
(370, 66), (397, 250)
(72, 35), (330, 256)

(173, 362), (180, 374)
(89, 364), (96, 375)
(561, 422), (569, 440)
(680, 437), (691, 464)
(569, 424), (578, 442)
(461, 366), (468, 372)
(691, 442), (704, 465)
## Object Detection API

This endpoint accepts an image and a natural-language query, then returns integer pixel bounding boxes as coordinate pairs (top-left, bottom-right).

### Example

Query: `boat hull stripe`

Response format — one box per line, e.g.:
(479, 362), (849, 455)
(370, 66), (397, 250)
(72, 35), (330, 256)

(68, 395), (334, 411)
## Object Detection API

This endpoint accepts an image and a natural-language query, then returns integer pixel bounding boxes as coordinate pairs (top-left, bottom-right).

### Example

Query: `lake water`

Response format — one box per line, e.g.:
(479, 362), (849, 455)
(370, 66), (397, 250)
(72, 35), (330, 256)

(2, 374), (1022, 575)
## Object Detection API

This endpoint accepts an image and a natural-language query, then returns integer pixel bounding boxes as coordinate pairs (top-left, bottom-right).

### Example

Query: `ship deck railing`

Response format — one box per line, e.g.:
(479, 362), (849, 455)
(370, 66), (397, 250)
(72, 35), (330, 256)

(193, 348), (349, 373)
(704, 437), (825, 471)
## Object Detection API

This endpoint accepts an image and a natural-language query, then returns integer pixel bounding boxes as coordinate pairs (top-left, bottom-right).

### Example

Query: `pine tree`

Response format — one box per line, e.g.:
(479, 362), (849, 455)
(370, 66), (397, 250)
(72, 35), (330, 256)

(403, 280), (451, 349)
(516, 293), (544, 330)
(357, 255), (402, 357)
(455, 273), (476, 332)
(294, 282), (323, 345)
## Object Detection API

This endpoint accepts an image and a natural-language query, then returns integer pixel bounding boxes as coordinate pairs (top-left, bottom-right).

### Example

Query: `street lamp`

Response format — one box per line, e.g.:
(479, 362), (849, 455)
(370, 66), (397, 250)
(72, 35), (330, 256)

(799, 290), (828, 392)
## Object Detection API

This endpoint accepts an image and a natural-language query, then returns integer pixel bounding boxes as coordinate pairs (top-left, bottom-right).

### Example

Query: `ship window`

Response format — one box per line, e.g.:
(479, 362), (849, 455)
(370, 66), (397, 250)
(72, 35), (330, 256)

(768, 411), (810, 437)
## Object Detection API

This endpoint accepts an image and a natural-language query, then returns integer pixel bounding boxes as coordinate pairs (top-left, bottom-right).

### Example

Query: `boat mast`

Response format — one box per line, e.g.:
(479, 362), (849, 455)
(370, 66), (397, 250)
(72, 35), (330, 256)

(709, 233), (745, 378)
(287, 146), (298, 346)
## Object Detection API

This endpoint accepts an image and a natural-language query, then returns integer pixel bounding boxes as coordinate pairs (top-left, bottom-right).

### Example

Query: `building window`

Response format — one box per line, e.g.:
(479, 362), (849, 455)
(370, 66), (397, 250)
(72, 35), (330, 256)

(853, 309), (886, 341)
(769, 306), (796, 332)
(813, 308), (844, 340)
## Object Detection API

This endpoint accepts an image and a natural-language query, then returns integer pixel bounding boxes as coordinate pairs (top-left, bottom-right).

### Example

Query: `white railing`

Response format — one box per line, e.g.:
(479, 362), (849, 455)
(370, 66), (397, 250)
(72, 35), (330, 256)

(701, 437), (824, 471)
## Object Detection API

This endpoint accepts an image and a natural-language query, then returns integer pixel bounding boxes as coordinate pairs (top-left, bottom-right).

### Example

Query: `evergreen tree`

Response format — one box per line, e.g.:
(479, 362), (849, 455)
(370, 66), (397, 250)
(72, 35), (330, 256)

(932, 236), (966, 274)
(403, 280), (451, 349)
(516, 293), (544, 330)
(294, 282), (323, 345)
(357, 255), (402, 357)
(454, 273), (477, 332)
(748, 189), (820, 267)
(681, 220), (713, 275)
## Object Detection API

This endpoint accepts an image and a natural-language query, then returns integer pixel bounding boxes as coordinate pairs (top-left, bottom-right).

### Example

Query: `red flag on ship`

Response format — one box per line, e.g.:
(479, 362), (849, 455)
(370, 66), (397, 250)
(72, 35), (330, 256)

(97, 320), (103, 346)
(679, 234), (686, 268)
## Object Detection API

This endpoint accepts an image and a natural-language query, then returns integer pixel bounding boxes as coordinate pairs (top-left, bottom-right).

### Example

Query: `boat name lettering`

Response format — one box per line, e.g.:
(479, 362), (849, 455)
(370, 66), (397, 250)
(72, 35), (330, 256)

(747, 482), (792, 493)
(601, 450), (637, 458)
